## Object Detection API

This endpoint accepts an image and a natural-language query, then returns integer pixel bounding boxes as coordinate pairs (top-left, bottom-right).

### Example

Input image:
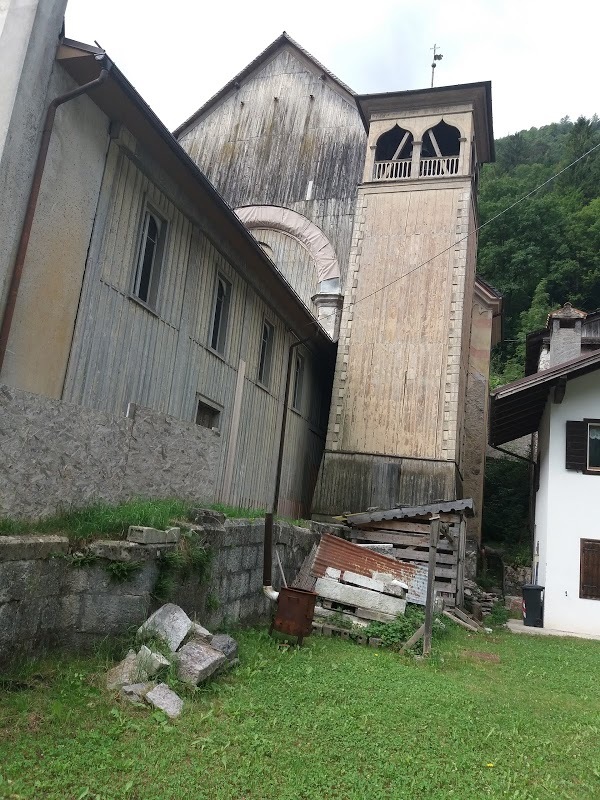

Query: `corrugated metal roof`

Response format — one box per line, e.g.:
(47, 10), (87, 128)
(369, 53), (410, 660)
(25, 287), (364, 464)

(311, 534), (419, 582)
(346, 499), (474, 527)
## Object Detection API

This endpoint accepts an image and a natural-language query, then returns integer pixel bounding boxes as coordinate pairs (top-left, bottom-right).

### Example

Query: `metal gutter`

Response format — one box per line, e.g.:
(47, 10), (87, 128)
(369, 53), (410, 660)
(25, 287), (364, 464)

(0, 64), (110, 373)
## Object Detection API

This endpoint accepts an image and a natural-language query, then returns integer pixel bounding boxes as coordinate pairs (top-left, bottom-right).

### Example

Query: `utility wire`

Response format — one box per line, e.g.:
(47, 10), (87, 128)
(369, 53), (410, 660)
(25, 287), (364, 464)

(305, 138), (600, 335)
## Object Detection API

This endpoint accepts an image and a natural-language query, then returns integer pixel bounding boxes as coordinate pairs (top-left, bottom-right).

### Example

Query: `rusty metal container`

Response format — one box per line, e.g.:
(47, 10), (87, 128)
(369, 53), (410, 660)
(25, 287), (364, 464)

(271, 587), (317, 644)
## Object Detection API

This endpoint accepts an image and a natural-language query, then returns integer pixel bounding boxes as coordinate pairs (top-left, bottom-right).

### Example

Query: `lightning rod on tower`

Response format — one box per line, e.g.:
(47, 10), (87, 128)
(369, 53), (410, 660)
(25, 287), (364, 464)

(431, 44), (443, 88)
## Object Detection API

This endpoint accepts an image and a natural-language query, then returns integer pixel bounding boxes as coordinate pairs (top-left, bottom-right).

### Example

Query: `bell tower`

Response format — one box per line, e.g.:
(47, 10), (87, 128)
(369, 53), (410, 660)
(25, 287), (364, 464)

(313, 82), (494, 517)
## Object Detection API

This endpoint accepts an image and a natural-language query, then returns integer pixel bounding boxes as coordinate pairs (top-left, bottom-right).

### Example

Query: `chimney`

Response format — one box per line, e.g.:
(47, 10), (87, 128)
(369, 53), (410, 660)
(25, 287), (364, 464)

(548, 303), (585, 367)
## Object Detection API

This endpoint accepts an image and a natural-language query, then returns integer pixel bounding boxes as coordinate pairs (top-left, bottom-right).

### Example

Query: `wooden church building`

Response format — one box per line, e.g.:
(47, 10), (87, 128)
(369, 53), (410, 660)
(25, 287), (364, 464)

(176, 34), (501, 535)
(0, 9), (500, 539)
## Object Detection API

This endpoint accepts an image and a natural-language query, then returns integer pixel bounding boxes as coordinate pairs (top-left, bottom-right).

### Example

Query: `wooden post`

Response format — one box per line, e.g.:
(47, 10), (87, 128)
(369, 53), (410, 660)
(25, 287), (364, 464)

(423, 515), (440, 656)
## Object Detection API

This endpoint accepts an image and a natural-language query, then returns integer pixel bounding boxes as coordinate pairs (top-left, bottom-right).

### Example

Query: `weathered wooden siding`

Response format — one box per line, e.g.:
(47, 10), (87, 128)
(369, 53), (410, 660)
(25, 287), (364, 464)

(177, 47), (366, 295)
(335, 184), (465, 460)
(63, 142), (332, 515)
(251, 227), (317, 313)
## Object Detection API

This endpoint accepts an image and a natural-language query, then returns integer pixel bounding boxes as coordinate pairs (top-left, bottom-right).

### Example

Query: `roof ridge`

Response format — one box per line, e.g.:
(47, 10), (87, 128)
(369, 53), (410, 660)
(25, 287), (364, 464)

(173, 32), (355, 138)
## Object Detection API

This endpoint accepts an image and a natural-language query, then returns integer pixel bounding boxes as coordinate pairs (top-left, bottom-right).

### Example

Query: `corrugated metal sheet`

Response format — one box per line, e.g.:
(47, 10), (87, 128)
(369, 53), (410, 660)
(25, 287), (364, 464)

(311, 534), (419, 582)
(346, 499), (474, 527)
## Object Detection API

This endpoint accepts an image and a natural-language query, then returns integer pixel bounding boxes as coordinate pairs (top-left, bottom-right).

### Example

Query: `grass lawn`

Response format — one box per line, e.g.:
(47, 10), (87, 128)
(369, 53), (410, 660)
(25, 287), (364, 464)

(1, 626), (599, 800)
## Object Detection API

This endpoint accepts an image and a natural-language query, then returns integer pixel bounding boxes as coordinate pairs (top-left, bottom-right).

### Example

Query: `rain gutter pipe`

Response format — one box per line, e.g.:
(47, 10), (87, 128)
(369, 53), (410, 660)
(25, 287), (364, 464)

(0, 62), (110, 372)
(263, 335), (312, 602)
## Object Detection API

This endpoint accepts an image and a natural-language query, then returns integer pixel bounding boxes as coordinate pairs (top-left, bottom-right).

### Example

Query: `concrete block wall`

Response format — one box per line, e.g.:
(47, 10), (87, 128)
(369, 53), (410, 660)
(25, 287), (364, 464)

(0, 521), (319, 662)
(0, 385), (221, 519)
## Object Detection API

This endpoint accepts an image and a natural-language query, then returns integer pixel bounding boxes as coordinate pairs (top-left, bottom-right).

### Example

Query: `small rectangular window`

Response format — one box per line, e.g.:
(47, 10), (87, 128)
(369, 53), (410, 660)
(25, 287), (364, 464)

(258, 320), (275, 387)
(195, 396), (221, 430)
(566, 419), (600, 473)
(133, 207), (166, 308)
(580, 539), (600, 599)
(587, 423), (600, 470)
(292, 353), (304, 411)
(210, 274), (231, 355)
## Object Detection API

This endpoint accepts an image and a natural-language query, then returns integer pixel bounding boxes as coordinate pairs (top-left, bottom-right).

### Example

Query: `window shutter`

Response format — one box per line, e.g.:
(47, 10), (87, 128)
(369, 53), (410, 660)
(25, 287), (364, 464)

(580, 539), (600, 599)
(565, 421), (587, 471)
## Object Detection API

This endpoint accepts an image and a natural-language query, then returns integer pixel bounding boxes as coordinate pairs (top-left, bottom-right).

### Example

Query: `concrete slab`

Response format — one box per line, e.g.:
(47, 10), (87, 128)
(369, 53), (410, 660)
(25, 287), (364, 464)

(507, 619), (600, 641)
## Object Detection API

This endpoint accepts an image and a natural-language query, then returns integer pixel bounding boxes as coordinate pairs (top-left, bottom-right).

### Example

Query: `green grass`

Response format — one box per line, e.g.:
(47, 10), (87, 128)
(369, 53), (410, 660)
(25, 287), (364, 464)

(1, 627), (599, 799)
(0, 499), (273, 542)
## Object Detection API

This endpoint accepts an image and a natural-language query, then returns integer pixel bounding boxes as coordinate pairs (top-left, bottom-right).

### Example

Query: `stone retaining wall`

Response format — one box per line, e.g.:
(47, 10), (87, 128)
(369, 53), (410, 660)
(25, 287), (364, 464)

(0, 384), (221, 519)
(0, 520), (319, 661)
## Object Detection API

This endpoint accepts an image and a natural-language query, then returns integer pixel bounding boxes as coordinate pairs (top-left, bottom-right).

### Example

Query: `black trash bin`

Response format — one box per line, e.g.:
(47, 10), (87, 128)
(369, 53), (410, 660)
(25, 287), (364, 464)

(522, 584), (544, 627)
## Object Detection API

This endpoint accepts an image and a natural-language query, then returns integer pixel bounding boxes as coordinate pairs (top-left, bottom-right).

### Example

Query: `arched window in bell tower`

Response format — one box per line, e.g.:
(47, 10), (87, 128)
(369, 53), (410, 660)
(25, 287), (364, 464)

(420, 120), (461, 176)
(373, 125), (414, 180)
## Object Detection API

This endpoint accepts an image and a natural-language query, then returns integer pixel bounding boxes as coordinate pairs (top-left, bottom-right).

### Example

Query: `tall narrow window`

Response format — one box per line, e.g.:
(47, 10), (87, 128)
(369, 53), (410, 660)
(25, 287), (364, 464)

(258, 320), (275, 387)
(210, 274), (231, 355)
(292, 353), (304, 411)
(588, 423), (600, 470)
(133, 208), (166, 307)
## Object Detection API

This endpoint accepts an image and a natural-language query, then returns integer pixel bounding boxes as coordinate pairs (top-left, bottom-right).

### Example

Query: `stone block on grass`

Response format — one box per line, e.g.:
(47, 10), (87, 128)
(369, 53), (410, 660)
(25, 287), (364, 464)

(107, 650), (143, 690)
(120, 682), (156, 705)
(137, 603), (192, 651)
(136, 645), (170, 676)
(210, 633), (238, 661)
(175, 641), (226, 685)
(188, 622), (213, 643)
(145, 683), (183, 718)
(127, 526), (180, 545)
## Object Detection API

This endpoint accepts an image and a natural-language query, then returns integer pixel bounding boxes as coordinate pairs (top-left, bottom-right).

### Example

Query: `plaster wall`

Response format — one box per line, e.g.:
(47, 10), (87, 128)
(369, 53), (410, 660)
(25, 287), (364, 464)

(0, 384), (221, 520)
(0, 64), (109, 397)
(0, 0), (67, 311)
(462, 300), (494, 541)
(536, 370), (600, 635)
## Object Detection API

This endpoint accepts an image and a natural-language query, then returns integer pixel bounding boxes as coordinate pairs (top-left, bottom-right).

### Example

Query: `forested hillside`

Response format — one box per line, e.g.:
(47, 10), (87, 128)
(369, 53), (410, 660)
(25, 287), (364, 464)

(477, 116), (600, 386)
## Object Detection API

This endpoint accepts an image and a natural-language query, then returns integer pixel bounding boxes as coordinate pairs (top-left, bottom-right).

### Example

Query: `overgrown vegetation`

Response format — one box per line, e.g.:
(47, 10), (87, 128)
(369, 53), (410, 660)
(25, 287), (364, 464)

(104, 560), (143, 583)
(363, 604), (427, 648)
(153, 531), (212, 603)
(1, 627), (599, 799)
(0, 499), (191, 541)
(0, 499), (293, 541)
(478, 115), (600, 386)
(481, 458), (532, 563)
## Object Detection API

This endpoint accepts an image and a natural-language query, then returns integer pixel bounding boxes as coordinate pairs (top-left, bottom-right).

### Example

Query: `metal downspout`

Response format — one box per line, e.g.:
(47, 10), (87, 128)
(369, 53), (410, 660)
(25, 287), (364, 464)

(263, 334), (312, 601)
(0, 65), (110, 373)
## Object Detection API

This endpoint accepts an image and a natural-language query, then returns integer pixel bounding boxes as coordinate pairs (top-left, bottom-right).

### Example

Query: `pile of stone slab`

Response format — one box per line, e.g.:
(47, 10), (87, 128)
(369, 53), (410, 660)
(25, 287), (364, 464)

(106, 603), (238, 718)
(314, 567), (409, 628)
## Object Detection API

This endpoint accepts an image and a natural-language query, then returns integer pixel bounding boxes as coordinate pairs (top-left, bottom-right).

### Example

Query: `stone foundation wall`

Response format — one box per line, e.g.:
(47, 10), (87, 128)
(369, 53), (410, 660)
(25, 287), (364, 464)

(0, 385), (221, 519)
(0, 521), (319, 662)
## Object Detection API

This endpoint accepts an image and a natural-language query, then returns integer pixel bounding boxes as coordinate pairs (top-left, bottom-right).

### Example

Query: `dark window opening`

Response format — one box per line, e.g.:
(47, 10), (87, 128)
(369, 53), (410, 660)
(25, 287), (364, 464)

(375, 125), (413, 161)
(580, 538), (600, 599)
(566, 419), (600, 473)
(258, 320), (275, 387)
(588, 423), (600, 470)
(133, 209), (166, 307)
(210, 274), (232, 354)
(421, 120), (461, 158)
(292, 353), (304, 411)
(196, 397), (221, 429)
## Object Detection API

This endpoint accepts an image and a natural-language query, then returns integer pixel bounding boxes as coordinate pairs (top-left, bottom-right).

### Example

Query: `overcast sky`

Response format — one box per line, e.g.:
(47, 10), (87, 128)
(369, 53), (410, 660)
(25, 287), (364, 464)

(65, 0), (597, 139)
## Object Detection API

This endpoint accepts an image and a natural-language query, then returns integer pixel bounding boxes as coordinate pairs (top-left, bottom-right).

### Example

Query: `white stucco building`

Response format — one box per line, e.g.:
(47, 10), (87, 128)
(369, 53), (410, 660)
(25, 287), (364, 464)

(490, 304), (600, 636)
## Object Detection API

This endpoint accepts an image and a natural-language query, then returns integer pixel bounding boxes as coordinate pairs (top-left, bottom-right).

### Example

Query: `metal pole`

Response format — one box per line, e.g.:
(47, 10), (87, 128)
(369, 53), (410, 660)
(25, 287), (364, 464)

(263, 334), (311, 588)
(0, 66), (110, 372)
(423, 515), (441, 656)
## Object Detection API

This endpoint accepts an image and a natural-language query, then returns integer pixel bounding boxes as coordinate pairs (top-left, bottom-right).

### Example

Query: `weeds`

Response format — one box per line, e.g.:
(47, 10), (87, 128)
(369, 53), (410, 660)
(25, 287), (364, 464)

(104, 560), (143, 583)
(1, 628), (600, 799)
